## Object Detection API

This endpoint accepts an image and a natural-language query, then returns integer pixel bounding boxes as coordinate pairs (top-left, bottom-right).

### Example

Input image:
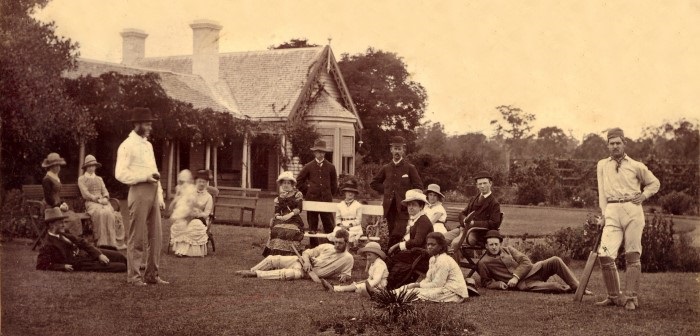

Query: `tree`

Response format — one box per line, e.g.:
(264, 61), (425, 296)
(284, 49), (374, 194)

(573, 133), (608, 160)
(415, 122), (447, 156)
(0, 0), (91, 191)
(269, 38), (320, 50)
(490, 105), (535, 159)
(338, 48), (427, 163)
(533, 126), (578, 158)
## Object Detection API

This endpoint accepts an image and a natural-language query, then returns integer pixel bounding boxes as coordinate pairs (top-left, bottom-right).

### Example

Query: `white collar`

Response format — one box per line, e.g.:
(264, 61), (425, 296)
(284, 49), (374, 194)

(481, 192), (492, 199)
(315, 159), (324, 165)
(409, 210), (425, 221)
(129, 130), (148, 143)
(47, 231), (60, 238)
(392, 158), (403, 165)
(83, 171), (96, 178)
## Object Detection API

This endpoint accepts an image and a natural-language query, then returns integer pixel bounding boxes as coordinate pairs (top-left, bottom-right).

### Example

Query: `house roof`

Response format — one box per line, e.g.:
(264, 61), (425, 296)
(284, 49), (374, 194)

(305, 90), (357, 121)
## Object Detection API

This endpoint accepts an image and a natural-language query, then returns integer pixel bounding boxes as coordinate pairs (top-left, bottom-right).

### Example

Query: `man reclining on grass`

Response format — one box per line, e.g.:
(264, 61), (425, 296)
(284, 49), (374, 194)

(236, 229), (353, 282)
(478, 230), (592, 295)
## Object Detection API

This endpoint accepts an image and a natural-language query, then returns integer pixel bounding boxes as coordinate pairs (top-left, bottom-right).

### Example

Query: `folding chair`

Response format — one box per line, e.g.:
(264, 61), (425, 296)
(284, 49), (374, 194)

(455, 212), (504, 277)
(206, 186), (219, 252)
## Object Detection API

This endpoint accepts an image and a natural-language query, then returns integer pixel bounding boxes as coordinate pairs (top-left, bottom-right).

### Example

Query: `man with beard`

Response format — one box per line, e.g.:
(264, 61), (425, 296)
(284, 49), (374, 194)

(115, 107), (168, 286)
(370, 136), (424, 247)
(594, 127), (659, 310)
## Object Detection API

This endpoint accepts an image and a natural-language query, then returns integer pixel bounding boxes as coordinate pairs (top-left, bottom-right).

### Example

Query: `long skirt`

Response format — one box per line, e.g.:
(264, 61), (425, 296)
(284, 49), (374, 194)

(85, 201), (120, 248)
(263, 223), (304, 256)
(170, 218), (208, 257)
(386, 249), (430, 290)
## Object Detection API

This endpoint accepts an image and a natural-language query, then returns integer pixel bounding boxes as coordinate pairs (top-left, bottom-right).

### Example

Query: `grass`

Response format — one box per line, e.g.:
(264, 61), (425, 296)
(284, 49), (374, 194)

(2, 219), (699, 336)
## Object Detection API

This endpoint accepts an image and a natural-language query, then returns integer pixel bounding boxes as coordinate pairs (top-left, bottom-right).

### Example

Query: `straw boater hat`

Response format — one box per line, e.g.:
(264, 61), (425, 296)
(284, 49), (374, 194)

(425, 184), (445, 199)
(341, 179), (359, 194)
(607, 127), (624, 140)
(196, 169), (212, 181)
(276, 171), (296, 184)
(44, 207), (68, 223)
(389, 136), (406, 146)
(127, 107), (158, 123)
(473, 170), (493, 181)
(358, 242), (386, 259)
(41, 153), (67, 168)
(484, 230), (503, 242)
(310, 139), (330, 152)
(82, 155), (102, 169)
(401, 189), (428, 205)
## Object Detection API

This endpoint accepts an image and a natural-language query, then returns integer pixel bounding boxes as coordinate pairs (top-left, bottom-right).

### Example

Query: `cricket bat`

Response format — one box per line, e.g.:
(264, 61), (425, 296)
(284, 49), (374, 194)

(574, 218), (604, 302)
(291, 245), (321, 283)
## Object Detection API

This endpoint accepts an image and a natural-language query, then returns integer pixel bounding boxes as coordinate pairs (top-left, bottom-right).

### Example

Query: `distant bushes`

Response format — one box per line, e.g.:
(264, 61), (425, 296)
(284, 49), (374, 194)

(659, 191), (697, 215)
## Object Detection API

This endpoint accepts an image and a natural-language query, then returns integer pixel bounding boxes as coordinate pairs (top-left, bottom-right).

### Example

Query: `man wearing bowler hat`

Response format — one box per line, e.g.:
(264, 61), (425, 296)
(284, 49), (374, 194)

(115, 107), (168, 286)
(296, 139), (339, 247)
(370, 136), (424, 247)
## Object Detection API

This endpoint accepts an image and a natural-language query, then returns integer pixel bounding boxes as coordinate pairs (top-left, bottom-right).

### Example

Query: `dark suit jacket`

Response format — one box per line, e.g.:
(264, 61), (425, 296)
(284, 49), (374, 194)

(370, 160), (423, 219)
(458, 194), (501, 230)
(296, 159), (338, 202)
(36, 232), (101, 271)
(42, 175), (63, 207)
(403, 214), (434, 250)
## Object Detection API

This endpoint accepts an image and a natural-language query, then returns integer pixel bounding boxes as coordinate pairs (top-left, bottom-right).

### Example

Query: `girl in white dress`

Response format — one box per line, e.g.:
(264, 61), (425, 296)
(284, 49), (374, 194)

(321, 242), (388, 295)
(331, 179), (363, 245)
(424, 184), (447, 234)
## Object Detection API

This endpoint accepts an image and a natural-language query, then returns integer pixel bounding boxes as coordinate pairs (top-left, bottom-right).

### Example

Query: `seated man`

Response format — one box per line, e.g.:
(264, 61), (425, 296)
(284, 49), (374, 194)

(478, 230), (592, 294)
(236, 229), (353, 282)
(36, 207), (127, 272)
(443, 171), (501, 253)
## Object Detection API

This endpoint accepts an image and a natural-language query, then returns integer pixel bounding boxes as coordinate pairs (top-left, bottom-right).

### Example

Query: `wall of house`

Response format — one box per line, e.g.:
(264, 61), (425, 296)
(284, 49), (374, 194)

(309, 119), (356, 176)
(319, 71), (341, 100)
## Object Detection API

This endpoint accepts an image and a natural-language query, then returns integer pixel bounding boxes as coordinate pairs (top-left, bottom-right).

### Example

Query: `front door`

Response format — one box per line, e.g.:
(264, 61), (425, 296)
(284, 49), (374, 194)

(250, 141), (269, 190)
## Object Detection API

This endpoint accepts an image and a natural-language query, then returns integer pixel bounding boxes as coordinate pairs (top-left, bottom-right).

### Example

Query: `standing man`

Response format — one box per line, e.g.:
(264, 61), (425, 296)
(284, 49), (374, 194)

(296, 139), (338, 247)
(370, 136), (424, 247)
(115, 107), (168, 286)
(595, 127), (659, 310)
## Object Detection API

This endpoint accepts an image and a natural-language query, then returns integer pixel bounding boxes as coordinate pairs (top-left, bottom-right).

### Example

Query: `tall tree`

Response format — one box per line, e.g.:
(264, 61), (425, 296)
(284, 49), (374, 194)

(0, 0), (91, 191)
(338, 48), (427, 163)
(534, 126), (578, 158)
(490, 105), (535, 158)
(573, 133), (608, 160)
(416, 122), (447, 156)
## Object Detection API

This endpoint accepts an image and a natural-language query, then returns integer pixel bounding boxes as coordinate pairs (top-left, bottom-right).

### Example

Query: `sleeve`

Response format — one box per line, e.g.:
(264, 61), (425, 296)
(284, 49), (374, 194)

(340, 255), (354, 277)
(42, 178), (59, 207)
(508, 247), (533, 279)
(477, 258), (501, 289)
(293, 191), (304, 211)
(115, 141), (147, 185)
(296, 165), (309, 195)
(473, 202), (501, 229)
(365, 261), (385, 288)
(67, 234), (102, 259)
(202, 193), (213, 218)
(638, 162), (660, 199)
(428, 209), (443, 224)
(36, 245), (67, 271)
(369, 166), (386, 193)
(404, 219), (432, 250)
(458, 201), (474, 226)
(335, 203), (342, 225)
(303, 244), (324, 259)
(355, 203), (363, 226)
(409, 164), (424, 190)
(99, 177), (109, 198)
(419, 257), (449, 288)
(77, 176), (96, 202)
(330, 165), (338, 196)
(273, 197), (281, 216)
(597, 160), (607, 213)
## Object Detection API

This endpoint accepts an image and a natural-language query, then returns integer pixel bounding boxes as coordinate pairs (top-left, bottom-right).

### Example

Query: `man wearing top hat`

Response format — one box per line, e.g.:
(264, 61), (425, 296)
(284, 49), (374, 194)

(370, 136), (424, 247)
(594, 127), (659, 310)
(36, 207), (127, 272)
(115, 107), (168, 286)
(296, 139), (339, 247)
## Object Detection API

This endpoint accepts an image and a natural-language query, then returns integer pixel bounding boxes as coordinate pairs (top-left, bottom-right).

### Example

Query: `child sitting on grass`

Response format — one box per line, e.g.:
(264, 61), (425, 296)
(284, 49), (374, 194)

(321, 242), (388, 295)
(330, 179), (364, 247)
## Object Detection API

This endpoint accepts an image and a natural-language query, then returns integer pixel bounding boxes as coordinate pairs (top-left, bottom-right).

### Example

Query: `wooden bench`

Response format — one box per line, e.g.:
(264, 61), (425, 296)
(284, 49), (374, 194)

(212, 187), (261, 226)
(301, 201), (384, 243)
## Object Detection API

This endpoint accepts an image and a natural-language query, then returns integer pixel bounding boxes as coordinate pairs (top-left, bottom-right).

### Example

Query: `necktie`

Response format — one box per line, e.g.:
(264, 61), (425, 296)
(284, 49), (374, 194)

(614, 156), (624, 172)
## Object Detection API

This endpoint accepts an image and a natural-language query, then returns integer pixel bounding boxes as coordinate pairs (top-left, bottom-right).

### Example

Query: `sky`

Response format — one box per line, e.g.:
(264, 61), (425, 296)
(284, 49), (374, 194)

(34, 0), (700, 141)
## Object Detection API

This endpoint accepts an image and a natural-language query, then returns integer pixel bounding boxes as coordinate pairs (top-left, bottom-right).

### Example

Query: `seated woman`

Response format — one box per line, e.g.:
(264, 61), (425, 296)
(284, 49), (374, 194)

(331, 179), (364, 246)
(41, 152), (83, 236)
(385, 189), (434, 290)
(169, 170), (212, 257)
(78, 155), (125, 249)
(395, 232), (470, 302)
(424, 184), (448, 234)
(263, 171), (305, 256)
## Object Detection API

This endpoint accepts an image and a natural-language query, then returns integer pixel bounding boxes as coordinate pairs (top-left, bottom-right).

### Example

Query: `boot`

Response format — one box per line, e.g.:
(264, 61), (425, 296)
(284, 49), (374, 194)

(333, 283), (358, 293)
(624, 253), (642, 311)
(595, 256), (623, 307)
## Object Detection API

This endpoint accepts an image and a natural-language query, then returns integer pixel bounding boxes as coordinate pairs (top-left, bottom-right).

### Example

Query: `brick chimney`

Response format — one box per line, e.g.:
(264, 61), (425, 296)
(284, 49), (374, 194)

(190, 20), (222, 83)
(120, 29), (148, 65)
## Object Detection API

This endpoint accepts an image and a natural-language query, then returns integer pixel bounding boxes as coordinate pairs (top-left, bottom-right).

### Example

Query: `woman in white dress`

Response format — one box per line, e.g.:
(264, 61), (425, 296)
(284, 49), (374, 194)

(77, 155), (125, 249)
(424, 184), (448, 234)
(169, 170), (212, 257)
(332, 179), (364, 245)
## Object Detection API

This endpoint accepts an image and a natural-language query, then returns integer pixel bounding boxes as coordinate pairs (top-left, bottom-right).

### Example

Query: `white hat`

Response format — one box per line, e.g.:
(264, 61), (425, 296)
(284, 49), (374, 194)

(276, 171), (296, 184)
(401, 189), (427, 205)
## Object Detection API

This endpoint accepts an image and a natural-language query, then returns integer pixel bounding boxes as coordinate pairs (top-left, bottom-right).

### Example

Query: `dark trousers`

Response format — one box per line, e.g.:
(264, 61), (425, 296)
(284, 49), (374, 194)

(73, 249), (127, 273)
(307, 211), (335, 247)
(386, 205), (409, 247)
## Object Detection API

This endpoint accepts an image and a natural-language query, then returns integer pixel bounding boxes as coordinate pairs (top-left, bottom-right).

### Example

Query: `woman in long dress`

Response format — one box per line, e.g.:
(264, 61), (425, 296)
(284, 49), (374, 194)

(263, 171), (305, 256)
(77, 155), (124, 249)
(41, 152), (83, 236)
(169, 169), (212, 257)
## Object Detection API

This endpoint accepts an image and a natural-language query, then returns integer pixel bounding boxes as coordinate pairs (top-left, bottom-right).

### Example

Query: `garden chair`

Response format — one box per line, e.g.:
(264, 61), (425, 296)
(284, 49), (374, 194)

(206, 185), (219, 252)
(454, 212), (504, 277)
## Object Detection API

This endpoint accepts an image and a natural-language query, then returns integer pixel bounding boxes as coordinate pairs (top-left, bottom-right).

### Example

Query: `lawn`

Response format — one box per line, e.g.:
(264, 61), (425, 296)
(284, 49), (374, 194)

(2, 220), (699, 336)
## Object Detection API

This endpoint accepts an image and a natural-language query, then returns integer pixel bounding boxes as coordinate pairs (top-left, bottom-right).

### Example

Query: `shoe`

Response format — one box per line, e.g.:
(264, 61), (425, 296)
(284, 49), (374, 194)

(235, 270), (257, 278)
(624, 297), (638, 311)
(594, 296), (621, 307)
(321, 279), (333, 291)
(130, 280), (147, 287)
(146, 277), (170, 285)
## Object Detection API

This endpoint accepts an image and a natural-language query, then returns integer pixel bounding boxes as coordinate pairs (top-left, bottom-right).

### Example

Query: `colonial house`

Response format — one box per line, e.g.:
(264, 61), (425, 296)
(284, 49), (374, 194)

(64, 20), (362, 196)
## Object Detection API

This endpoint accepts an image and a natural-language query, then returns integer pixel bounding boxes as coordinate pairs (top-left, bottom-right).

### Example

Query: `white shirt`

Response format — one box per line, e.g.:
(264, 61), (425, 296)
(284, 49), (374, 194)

(115, 130), (163, 202)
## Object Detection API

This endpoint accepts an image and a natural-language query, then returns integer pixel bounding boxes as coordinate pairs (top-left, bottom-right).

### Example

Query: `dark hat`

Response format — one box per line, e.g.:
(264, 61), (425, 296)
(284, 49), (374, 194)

(195, 169), (212, 181)
(607, 127), (625, 140)
(127, 107), (158, 123)
(82, 155), (102, 169)
(41, 153), (67, 168)
(466, 278), (480, 297)
(341, 179), (359, 194)
(389, 136), (406, 146)
(310, 139), (330, 152)
(44, 207), (68, 223)
(473, 170), (493, 181)
(484, 230), (503, 242)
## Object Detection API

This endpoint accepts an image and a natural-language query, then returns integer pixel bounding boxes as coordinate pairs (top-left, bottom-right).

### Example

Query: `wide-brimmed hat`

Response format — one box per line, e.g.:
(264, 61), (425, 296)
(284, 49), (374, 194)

(358, 242), (386, 259)
(127, 107), (158, 123)
(82, 155), (101, 169)
(41, 153), (67, 168)
(607, 127), (624, 140)
(484, 230), (503, 242)
(401, 189), (427, 205)
(389, 136), (406, 146)
(310, 139), (330, 152)
(473, 170), (493, 181)
(425, 184), (445, 199)
(341, 179), (359, 194)
(195, 169), (212, 181)
(276, 171), (296, 184)
(44, 207), (68, 223)
(466, 277), (480, 297)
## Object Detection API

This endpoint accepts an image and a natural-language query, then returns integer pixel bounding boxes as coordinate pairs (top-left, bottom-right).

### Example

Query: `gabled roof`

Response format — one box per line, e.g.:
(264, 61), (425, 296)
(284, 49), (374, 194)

(305, 90), (357, 121)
